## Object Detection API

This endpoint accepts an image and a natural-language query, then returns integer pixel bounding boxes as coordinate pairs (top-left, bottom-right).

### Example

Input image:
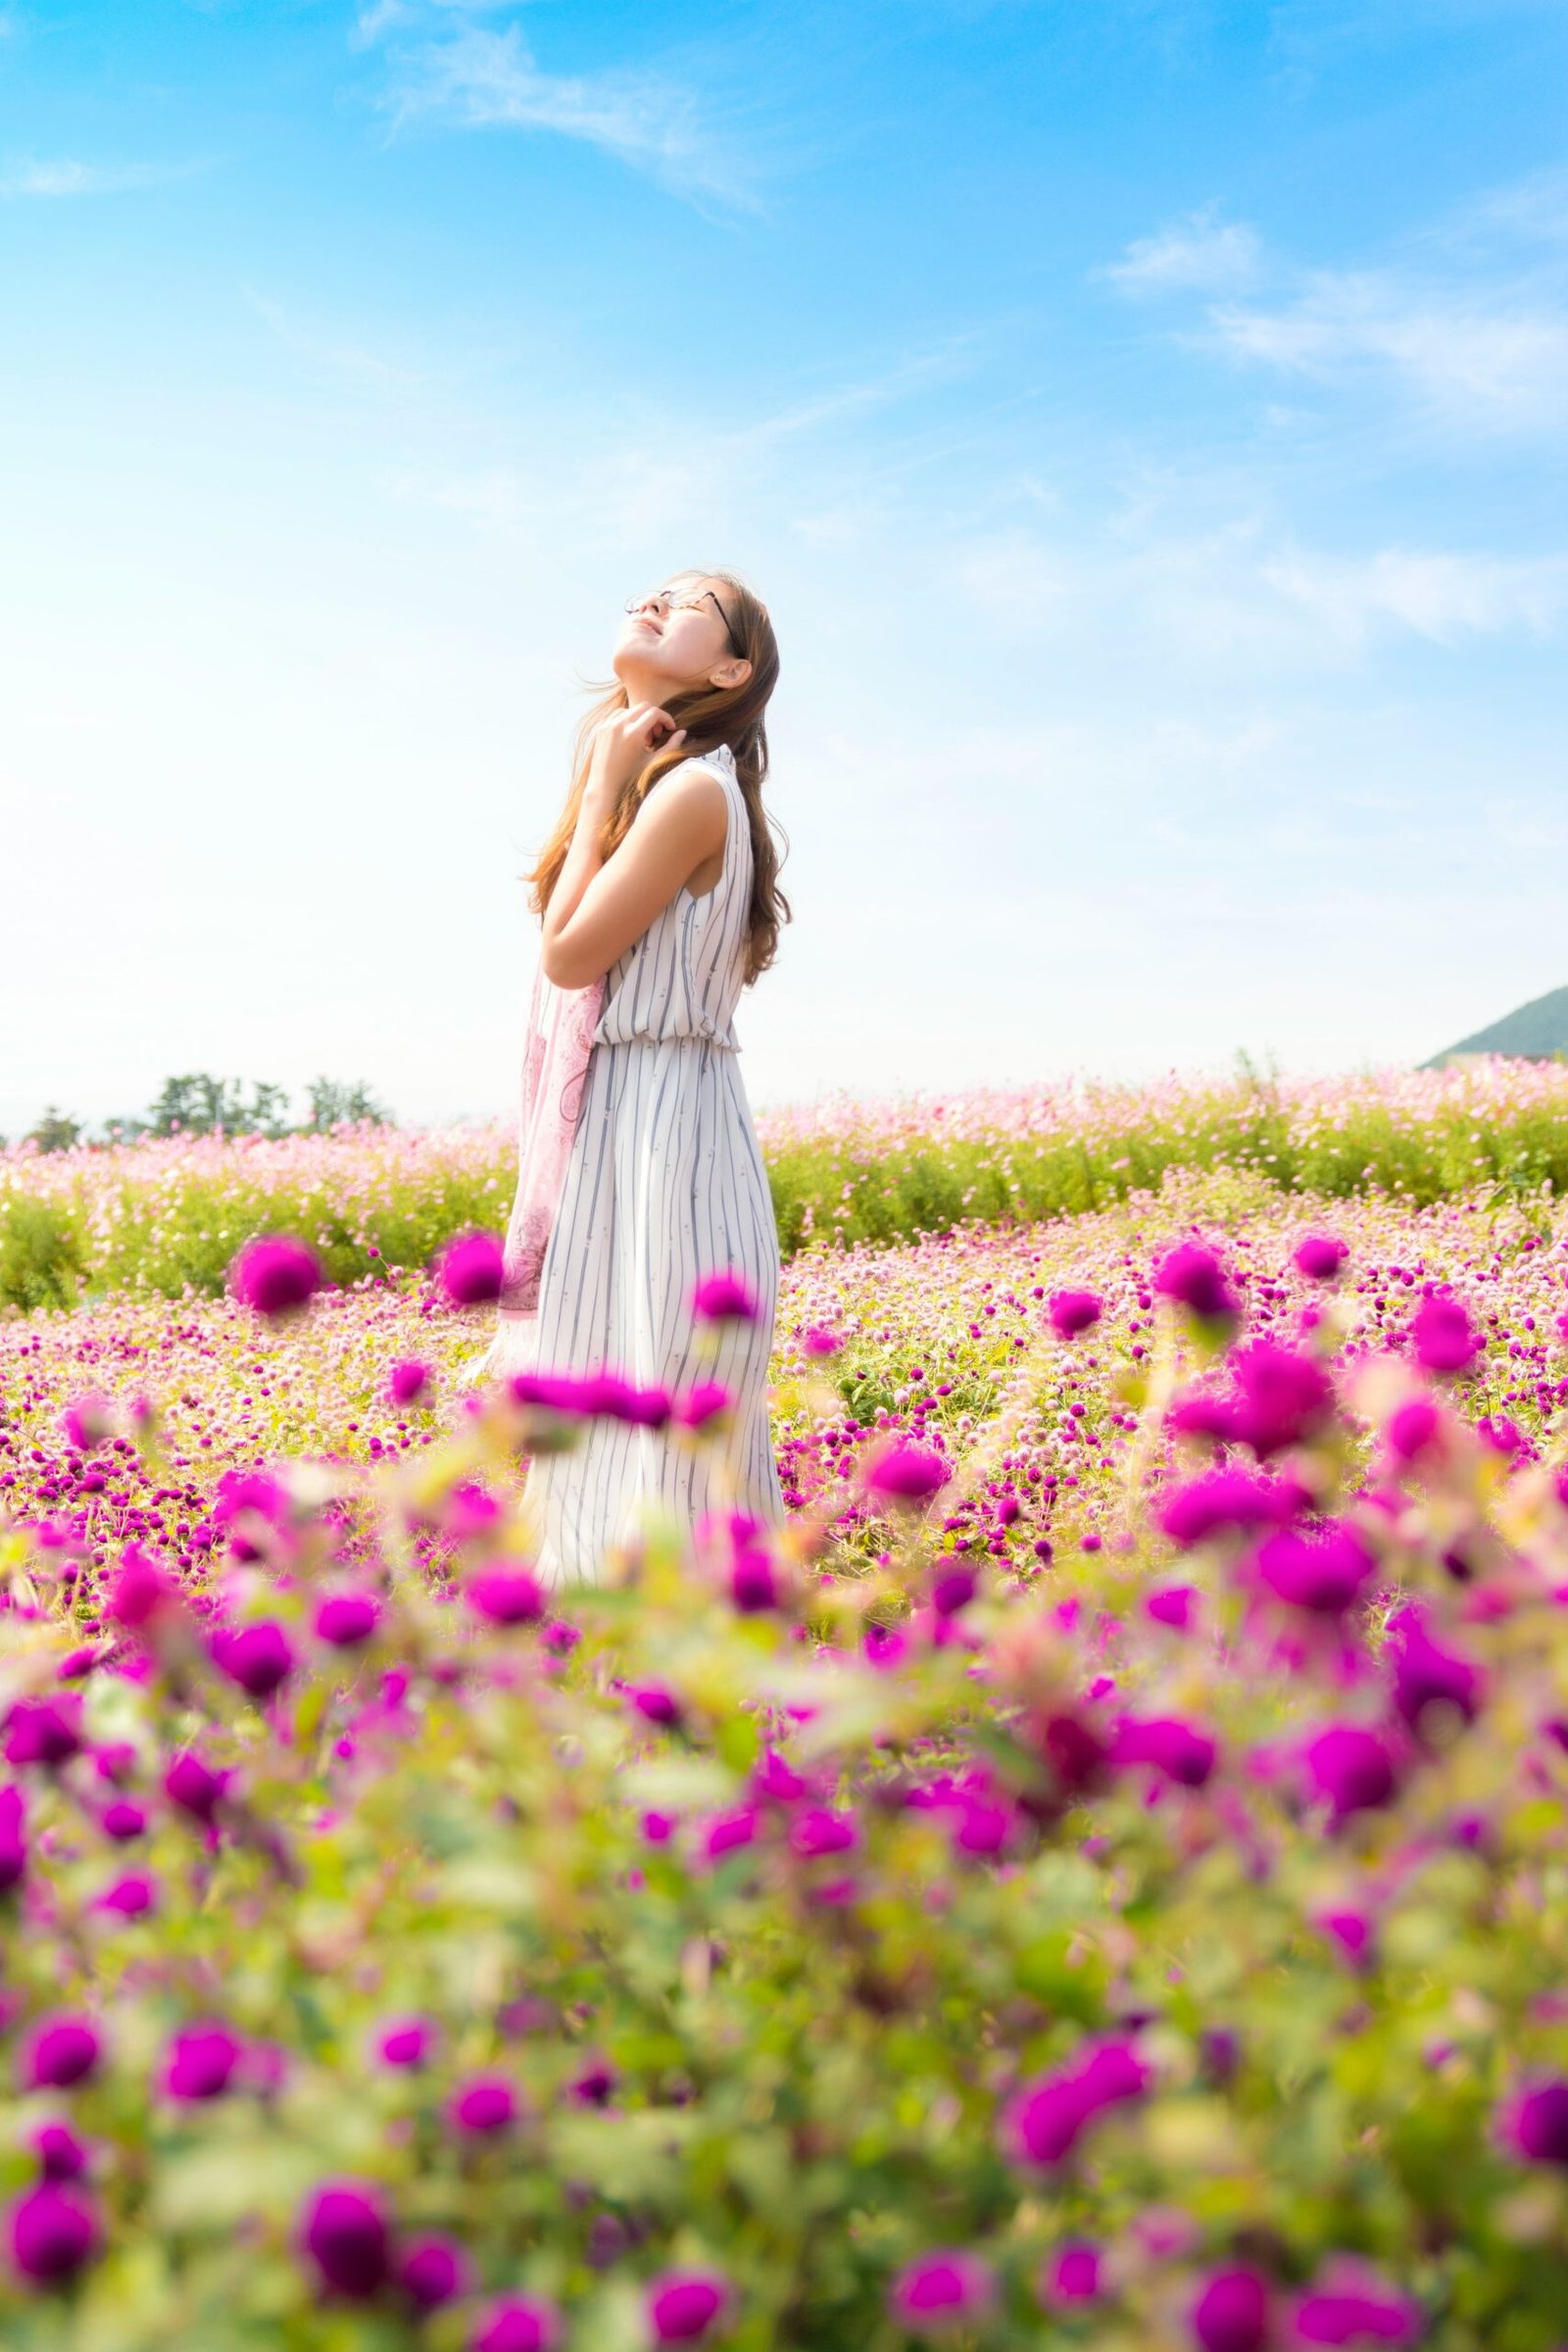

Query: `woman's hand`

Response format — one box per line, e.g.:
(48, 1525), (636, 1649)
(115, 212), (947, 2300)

(586, 703), (687, 807)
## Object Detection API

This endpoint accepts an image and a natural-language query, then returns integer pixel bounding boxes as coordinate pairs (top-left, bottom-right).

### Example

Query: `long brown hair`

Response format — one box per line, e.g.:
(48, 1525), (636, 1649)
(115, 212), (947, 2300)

(522, 567), (791, 987)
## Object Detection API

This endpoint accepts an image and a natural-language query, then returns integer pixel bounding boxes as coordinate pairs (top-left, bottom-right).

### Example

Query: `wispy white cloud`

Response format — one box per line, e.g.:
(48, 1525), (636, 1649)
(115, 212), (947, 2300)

(369, 21), (765, 216)
(1207, 270), (1568, 435)
(1104, 171), (1568, 438)
(1260, 542), (1568, 645)
(241, 286), (443, 395)
(0, 157), (196, 197)
(1102, 205), (1264, 296)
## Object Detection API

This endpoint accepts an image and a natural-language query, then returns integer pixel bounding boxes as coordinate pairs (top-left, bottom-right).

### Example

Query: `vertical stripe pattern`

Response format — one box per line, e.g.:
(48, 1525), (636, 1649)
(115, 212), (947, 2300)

(521, 745), (787, 1588)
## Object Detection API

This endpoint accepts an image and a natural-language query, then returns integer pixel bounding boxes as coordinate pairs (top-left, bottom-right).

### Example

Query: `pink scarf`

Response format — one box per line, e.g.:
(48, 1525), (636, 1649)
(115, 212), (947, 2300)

(472, 953), (605, 1384)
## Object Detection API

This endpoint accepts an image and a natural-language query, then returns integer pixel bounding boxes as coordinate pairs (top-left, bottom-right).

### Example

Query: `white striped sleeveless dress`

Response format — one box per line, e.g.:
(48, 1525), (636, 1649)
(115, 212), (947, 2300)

(520, 741), (788, 1588)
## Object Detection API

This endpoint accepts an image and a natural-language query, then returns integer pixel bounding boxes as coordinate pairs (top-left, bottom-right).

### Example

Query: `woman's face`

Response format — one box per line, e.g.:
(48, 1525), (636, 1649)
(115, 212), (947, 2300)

(613, 576), (752, 701)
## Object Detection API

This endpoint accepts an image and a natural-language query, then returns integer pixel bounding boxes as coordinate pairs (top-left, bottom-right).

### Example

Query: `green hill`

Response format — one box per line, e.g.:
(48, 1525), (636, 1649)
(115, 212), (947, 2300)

(1426, 985), (1568, 1068)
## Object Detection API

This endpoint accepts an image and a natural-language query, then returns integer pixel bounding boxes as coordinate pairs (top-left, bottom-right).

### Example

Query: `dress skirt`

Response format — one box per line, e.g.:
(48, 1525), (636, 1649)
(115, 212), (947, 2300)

(519, 1028), (787, 1588)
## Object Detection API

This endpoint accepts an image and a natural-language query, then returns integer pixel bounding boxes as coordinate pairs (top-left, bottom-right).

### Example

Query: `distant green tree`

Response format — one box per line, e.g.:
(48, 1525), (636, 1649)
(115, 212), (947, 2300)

(306, 1077), (393, 1130)
(146, 1074), (294, 1140)
(24, 1106), (83, 1153)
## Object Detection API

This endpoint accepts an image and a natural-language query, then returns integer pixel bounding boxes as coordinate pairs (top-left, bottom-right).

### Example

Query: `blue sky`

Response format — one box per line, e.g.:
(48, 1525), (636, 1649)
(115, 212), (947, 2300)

(2, 0), (1565, 1134)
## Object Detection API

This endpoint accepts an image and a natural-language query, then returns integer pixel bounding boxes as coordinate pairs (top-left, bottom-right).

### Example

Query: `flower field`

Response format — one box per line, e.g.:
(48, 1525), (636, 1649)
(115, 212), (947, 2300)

(6, 1138), (1568, 2344)
(9, 1058), (1568, 1312)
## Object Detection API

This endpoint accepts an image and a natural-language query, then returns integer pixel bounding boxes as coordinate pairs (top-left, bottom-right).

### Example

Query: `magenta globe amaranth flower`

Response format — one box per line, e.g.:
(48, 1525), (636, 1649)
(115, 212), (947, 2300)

(1295, 1232), (1349, 1281)
(692, 1269), (759, 1322)
(1002, 2034), (1152, 2169)
(1252, 1522), (1375, 1616)
(1386, 1602), (1484, 1740)
(789, 1806), (858, 1859)
(31, 2122), (88, 2182)
(230, 1234), (321, 1320)
(1037, 2239), (1102, 2309)
(6, 2180), (101, 2283)
(466, 1567), (547, 1627)
(4, 1696), (82, 1769)
(62, 1393), (114, 1452)
(1410, 1293), (1482, 1375)
(315, 1591), (381, 1647)
(397, 2232), (469, 2309)
(472, 2294), (565, 2352)
(374, 2016), (434, 2070)
(449, 2074), (517, 2135)
(1112, 1712), (1218, 1788)
(673, 1379), (733, 1430)
(164, 1749), (227, 1822)
(644, 2267), (734, 2344)
(1228, 1341), (1334, 1458)
(300, 2180), (393, 2302)
(211, 1619), (296, 1699)
(1386, 1396), (1444, 1465)
(1191, 2266), (1272, 2352)
(24, 2018), (102, 2091)
(1153, 1243), (1240, 1325)
(436, 1230), (506, 1306)
(98, 1872), (157, 1920)
(1290, 2256), (1422, 2345)
(865, 1442), (951, 1506)
(163, 2024), (243, 2101)
(1499, 2078), (1568, 2167)
(1302, 1726), (1399, 1827)
(1048, 1288), (1102, 1339)
(388, 1358), (430, 1407)
(888, 2249), (997, 2334)
(1158, 1469), (1303, 1548)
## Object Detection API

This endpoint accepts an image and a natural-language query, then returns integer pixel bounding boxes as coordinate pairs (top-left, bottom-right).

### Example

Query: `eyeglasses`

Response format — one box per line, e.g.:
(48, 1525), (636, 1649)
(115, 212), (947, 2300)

(624, 586), (745, 659)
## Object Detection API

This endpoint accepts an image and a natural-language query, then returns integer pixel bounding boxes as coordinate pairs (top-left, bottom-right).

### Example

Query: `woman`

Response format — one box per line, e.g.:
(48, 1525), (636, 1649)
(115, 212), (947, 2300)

(476, 568), (792, 1589)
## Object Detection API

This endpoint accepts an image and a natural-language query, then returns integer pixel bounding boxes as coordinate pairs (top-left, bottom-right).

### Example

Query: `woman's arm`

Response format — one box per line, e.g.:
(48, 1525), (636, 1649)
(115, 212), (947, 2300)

(541, 766), (728, 992)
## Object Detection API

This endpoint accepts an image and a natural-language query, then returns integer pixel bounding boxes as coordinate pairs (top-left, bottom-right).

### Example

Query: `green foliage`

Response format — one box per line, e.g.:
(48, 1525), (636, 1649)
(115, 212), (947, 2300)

(1, 1326), (1568, 2345)
(0, 1195), (85, 1312)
